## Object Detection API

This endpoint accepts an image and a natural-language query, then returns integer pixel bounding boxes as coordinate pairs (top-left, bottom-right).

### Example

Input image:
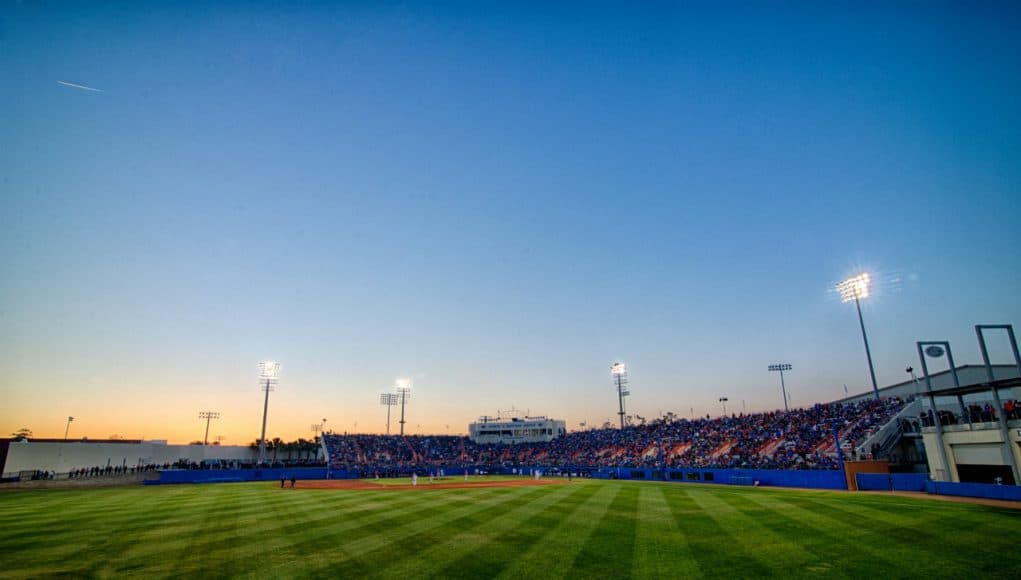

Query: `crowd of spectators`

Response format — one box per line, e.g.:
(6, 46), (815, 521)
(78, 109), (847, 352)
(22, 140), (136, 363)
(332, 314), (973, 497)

(67, 464), (159, 478)
(163, 458), (327, 470)
(324, 397), (905, 472)
(918, 398), (1021, 427)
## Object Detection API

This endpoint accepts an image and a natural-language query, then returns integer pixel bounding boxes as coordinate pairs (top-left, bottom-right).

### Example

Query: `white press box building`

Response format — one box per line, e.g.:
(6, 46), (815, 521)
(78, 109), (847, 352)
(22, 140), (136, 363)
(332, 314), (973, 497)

(468, 414), (566, 444)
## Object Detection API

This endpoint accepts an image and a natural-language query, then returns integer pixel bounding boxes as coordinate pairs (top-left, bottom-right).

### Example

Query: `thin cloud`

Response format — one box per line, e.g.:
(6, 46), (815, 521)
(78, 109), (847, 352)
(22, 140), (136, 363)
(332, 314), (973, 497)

(57, 80), (105, 93)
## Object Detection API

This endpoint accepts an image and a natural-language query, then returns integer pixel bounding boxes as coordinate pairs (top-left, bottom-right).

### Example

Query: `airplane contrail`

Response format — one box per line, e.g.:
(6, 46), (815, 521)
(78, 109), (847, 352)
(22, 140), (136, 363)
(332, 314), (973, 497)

(57, 80), (104, 93)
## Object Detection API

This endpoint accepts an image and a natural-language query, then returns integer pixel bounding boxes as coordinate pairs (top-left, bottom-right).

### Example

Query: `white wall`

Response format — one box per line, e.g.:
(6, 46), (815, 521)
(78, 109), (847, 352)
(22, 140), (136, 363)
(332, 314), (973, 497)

(3, 441), (258, 475)
(921, 421), (1021, 482)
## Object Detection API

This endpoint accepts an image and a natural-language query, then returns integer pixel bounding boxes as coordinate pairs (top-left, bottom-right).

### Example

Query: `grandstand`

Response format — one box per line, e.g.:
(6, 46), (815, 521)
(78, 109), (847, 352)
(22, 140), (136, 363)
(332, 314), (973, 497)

(323, 397), (905, 473)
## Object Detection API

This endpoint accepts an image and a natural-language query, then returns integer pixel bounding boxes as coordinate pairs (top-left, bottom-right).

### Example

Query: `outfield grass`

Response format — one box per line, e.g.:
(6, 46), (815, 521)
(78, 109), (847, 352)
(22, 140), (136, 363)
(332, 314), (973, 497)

(1, 479), (1019, 578)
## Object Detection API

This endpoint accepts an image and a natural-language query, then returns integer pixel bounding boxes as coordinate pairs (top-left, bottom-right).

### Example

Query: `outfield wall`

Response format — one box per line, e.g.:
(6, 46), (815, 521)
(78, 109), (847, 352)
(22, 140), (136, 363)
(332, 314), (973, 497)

(926, 480), (1021, 502)
(855, 472), (929, 492)
(591, 467), (848, 489)
(149, 467), (360, 485)
(2, 439), (258, 476)
(828, 472), (1021, 501)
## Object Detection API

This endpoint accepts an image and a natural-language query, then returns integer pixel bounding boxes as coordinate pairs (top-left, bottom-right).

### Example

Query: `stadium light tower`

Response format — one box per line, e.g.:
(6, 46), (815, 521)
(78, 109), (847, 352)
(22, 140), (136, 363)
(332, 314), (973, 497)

(719, 396), (729, 416)
(836, 273), (880, 400)
(380, 392), (399, 435)
(768, 363), (792, 412)
(198, 411), (220, 445)
(906, 366), (921, 396)
(611, 362), (630, 429)
(395, 378), (412, 436)
(64, 416), (74, 441)
(257, 361), (281, 464)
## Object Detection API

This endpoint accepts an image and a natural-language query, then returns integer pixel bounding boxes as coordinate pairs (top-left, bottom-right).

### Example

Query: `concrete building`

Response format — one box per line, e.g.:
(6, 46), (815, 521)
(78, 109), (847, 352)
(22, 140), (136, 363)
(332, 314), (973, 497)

(468, 415), (566, 444)
(915, 377), (1021, 485)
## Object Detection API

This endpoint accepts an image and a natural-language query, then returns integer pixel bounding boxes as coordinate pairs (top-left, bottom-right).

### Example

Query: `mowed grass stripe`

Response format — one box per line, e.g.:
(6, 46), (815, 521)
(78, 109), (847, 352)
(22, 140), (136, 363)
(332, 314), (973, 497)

(373, 482), (588, 578)
(5, 480), (1021, 578)
(160, 488), (452, 577)
(569, 482), (640, 577)
(433, 482), (605, 579)
(738, 491), (904, 572)
(18, 487), (277, 576)
(296, 486), (551, 576)
(200, 488), (504, 576)
(494, 481), (620, 579)
(6, 485), (446, 578)
(632, 483), (700, 578)
(662, 487), (774, 578)
(1, 486), (229, 576)
(687, 488), (818, 576)
(720, 490), (900, 578)
(784, 493), (1020, 577)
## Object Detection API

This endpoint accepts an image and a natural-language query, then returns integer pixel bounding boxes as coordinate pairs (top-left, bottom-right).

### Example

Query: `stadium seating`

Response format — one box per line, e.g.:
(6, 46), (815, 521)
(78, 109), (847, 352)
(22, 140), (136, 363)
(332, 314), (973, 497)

(324, 397), (905, 472)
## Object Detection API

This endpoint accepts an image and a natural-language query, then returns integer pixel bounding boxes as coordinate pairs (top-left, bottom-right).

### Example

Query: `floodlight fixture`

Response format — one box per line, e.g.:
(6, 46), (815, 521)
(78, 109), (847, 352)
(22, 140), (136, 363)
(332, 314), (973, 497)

(258, 361), (281, 381)
(395, 378), (412, 436)
(380, 392), (400, 434)
(198, 411), (220, 445)
(611, 362), (630, 429)
(835, 273), (880, 400)
(836, 273), (871, 303)
(906, 366), (921, 395)
(257, 360), (281, 464)
(768, 363), (793, 412)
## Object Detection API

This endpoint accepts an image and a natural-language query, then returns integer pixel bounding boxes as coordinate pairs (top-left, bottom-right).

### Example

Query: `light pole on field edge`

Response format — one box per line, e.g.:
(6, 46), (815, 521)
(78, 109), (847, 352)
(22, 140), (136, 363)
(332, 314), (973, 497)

(836, 273), (880, 400)
(257, 361), (281, 464)
(768, 363), (792, 412)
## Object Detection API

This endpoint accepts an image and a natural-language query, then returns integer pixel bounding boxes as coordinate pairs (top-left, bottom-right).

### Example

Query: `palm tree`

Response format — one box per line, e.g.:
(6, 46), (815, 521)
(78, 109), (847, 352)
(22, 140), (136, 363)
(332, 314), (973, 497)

(271, 437), (283, 462)
(293, 438), (308, 460)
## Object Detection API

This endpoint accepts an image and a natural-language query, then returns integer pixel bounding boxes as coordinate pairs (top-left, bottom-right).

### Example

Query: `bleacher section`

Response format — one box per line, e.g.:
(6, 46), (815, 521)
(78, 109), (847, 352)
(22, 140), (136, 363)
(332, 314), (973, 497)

(324, 397), (905, 472)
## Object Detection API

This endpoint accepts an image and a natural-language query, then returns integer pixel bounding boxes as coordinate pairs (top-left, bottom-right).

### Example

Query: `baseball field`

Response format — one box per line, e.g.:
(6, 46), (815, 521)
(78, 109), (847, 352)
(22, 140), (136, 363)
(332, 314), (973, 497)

(2, 477), (1019, 578)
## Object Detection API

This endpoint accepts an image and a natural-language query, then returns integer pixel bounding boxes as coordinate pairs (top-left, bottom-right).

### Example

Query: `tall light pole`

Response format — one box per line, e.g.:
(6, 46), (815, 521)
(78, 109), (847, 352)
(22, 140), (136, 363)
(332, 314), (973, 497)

(395, 379), (412, 436)
(64, 416), (74, 441)
(837, 273), (880, 400)
(380, 393), (399, 434)
(768, 363), (792, 412)
(611, 362), (630, 429)
(719, 396), (729, 416)
(198, 411), (220, 445)
(257, 361), (281, 464)
(906, 366), (920, 396)
(310, 422), (324, 460)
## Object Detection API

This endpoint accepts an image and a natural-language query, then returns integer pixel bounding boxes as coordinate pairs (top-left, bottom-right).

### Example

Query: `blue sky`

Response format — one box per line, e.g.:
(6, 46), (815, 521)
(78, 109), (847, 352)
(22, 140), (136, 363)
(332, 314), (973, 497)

(2, 2), (1019, 442)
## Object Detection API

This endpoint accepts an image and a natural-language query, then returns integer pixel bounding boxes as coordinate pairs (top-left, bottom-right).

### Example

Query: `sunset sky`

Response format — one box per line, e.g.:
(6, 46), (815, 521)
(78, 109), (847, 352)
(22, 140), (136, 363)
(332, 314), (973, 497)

(2, 2), (1020, 444)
